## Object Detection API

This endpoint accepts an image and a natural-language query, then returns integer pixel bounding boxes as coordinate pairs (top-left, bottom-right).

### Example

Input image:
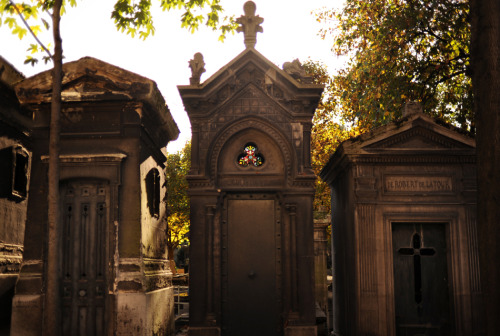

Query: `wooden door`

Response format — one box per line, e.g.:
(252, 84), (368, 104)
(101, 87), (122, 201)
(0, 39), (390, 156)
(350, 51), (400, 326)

(223, 195), (279, 336)
(61, 180), (108, 335)
(392, 223), (452, 336)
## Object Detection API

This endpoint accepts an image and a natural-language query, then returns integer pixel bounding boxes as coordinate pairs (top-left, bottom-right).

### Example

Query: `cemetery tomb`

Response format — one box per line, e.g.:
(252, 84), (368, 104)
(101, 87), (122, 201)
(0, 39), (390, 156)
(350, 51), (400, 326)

(10, 57), (179, 335)
(178, 2), (324, 335)
(320, 103), (483, 336)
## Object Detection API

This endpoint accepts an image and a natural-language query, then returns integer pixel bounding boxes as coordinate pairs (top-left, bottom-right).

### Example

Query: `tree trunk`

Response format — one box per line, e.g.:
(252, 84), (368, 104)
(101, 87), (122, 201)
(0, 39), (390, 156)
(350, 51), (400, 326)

(44, 0), (63, 334)
(470, 0), (500, 334)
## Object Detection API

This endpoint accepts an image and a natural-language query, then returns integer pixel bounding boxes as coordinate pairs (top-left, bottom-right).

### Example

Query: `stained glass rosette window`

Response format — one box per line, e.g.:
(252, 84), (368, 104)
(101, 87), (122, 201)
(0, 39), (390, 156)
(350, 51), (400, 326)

(238, 143), (264, 167)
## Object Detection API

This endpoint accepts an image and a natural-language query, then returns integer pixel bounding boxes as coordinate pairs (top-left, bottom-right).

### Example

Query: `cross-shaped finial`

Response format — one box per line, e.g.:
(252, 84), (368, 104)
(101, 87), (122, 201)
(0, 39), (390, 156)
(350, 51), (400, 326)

(236, 1), (263, 49)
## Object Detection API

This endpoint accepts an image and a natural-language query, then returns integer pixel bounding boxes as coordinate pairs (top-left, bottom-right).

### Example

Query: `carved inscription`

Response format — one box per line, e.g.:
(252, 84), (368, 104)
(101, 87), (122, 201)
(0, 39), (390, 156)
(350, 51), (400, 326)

(385, 176), (453, 193)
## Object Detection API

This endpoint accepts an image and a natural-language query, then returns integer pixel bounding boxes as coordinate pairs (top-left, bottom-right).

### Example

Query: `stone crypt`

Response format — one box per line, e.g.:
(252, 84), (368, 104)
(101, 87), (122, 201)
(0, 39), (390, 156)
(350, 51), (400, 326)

(178, 2), (324, 335)
(10, 57), (179, 335)
(320, 103), (483, 336)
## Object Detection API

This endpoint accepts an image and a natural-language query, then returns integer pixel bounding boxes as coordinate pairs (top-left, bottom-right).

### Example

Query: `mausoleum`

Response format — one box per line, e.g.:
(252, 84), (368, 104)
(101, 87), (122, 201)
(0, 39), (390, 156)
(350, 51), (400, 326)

(10, 57), (179, 335)
(320, 103), (483, 336)
(178, 2), (324, 335)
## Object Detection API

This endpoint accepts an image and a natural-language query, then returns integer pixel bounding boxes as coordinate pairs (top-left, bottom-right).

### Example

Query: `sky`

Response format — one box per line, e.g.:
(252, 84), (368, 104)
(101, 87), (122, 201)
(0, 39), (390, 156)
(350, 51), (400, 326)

(1, 0), (345, 152)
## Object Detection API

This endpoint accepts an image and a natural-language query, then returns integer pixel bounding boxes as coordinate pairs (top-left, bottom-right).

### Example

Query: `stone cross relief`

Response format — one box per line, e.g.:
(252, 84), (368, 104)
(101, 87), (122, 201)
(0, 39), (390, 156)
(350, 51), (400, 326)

(189, 52), (206, 85)
(237, 1), (264, 49)
(398, 232), (436, 308)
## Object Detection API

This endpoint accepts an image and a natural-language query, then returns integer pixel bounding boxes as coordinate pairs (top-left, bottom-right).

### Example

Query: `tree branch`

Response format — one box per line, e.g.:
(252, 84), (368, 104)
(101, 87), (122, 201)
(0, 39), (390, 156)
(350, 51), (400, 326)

(8, 0), (52, 59)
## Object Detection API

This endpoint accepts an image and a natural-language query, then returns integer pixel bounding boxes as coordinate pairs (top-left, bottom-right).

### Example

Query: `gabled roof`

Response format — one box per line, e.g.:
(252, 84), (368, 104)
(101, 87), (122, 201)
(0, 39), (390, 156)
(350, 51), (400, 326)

(320, 111), (475, 183)
(349, 112), (475, 153)
(178, 48), (324, 119)
(14, 56), (179, 141)
(187, 48), (319, 91)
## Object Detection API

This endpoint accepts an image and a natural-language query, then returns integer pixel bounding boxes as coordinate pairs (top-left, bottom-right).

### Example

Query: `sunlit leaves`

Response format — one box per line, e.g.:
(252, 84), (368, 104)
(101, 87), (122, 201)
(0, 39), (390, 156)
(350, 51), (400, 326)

(111, 0), (155, 39)
(303, 60), (358, 215)
(315, 0), (473, 132)
(112, 0), (236, 40)
(2, 0), (236, 67)
(165, 142), (191, 253)
(0, 0), (76, 65)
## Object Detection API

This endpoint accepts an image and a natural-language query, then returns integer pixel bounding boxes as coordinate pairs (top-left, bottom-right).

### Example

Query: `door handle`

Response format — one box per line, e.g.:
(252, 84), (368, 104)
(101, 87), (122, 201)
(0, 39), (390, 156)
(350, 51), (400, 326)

(248, 270), (256, 279)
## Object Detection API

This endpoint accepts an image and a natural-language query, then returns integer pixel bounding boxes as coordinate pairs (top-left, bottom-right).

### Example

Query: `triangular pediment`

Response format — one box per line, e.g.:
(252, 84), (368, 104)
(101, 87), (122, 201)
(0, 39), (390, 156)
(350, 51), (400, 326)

(218, 82), (292, 121)
(363, 125), (475, 151)
(178, 48), (324, 118)
(321, 113), (476, 184)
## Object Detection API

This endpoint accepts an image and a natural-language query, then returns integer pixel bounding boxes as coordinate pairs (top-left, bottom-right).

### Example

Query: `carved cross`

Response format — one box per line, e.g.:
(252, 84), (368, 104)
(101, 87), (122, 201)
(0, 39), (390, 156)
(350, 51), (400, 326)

(398, 232), (436, 305)
(236, 1), (263, 49)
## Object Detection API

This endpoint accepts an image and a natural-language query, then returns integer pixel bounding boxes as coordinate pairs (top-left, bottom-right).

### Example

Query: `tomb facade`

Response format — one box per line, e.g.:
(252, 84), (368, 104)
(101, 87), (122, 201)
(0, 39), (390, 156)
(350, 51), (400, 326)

(320, 104), (483, 335)
(10, 57), (179, 335)
(178, 2), (324, 335)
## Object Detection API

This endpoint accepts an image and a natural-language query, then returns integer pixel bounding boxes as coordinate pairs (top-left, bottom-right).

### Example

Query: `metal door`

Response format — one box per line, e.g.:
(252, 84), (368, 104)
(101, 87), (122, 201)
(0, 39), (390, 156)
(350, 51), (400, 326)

(61, 180), (108, 335)
(223, 195), (279, 336)
(392, 223), (452, 336)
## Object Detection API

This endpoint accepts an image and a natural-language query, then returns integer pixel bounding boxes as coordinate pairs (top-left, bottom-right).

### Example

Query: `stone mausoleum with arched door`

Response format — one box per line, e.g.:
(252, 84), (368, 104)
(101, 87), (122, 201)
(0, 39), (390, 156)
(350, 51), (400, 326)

(178, 2), (324, 335)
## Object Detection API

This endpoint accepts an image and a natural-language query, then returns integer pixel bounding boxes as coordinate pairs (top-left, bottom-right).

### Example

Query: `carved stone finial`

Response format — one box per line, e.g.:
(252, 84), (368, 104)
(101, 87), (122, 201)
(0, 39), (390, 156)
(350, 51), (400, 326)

(236, 1), (264, 49)
(402, 101), (423, 117)
(283, 59), (313, 84)
(189, 52), (206, 85)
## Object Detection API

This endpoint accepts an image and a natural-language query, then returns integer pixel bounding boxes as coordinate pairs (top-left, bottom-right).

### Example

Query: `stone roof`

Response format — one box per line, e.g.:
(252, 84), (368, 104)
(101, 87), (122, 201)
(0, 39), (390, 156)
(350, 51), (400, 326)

(320, 111), (476, 184)
(14, 56), (179, 141)
(178, 48), (324, 119)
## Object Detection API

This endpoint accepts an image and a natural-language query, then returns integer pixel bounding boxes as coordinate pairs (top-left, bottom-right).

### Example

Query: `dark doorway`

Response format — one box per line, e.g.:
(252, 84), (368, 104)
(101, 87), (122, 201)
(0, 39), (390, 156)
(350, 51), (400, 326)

(223, 195), (279, 336)
(60, 180), (109, 335)
(392, 222), (452, 336)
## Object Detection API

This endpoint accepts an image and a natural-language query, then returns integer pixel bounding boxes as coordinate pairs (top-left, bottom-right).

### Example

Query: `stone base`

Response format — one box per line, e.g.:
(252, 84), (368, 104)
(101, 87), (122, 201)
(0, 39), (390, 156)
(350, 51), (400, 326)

(10, 294), (43, 336)
(116, 287), (175, 335)
(188, 326), (220, 336)
(146, 287), (175, 335)
(285, 325), (317, 336)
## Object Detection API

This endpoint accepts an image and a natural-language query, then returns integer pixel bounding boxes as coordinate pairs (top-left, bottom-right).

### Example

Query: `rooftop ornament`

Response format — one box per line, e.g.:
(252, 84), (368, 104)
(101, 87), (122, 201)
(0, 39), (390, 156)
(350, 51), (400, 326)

(236, 1), (264, 49)
(189, 52), (206, 86)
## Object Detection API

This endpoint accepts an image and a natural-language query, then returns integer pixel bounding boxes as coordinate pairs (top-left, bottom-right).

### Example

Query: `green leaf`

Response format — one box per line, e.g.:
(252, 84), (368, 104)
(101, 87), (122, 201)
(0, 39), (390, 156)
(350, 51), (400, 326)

(24, 55), (38, 66)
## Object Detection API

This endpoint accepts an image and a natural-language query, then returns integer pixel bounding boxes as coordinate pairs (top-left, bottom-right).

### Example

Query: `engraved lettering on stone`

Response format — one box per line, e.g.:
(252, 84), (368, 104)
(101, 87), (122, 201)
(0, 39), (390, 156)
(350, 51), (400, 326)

(385, 176), (453, 193)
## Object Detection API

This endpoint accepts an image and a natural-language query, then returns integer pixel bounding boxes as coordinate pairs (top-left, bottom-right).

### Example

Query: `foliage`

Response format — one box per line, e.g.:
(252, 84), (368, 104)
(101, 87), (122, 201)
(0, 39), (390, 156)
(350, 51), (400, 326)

(165, 141), (191, 257)
(112, 0), (238, 41)
(303, 60), (361, 216)
(0, 0), (77, 65)
(0, 0), (237, 65)
(315, 0), (472, 134)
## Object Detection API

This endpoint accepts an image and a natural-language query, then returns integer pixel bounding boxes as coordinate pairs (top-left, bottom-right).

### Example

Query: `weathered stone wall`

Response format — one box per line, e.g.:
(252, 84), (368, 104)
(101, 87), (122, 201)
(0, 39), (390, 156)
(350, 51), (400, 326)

(0, 56), (29, 331)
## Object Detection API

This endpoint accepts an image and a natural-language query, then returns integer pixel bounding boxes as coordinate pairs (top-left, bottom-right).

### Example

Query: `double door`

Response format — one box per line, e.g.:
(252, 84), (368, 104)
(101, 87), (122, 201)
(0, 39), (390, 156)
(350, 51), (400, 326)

(61, 180), (109, 335)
